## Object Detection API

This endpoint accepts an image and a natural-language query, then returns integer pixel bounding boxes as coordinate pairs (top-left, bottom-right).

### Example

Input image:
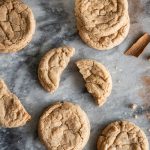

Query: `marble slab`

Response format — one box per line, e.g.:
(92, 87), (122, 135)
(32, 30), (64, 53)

(0, 0), (150, 149)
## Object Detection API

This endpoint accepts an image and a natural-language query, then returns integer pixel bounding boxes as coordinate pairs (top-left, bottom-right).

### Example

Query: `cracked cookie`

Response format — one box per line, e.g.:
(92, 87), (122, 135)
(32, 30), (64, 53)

(75, 0), (130, 50)
(76, 15), (130, 50)
(38, 46), (75, 93)
(0, 79), (31, 128)
(0, 0), (36, 53)
(76, 59), (112, 106)
(75, 0), (128, 37)
(97, 121), (149, 150)
(38, 102), (90, 150)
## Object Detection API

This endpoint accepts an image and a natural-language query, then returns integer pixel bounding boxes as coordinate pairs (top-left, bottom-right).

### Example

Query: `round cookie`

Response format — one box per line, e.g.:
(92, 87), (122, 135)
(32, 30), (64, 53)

(77, 17), (130, 50)
(75, 0), (128, 36)
(38, 102), (90, 150)
(38, 46), (75, 93)
(0, 0), (36, 53)
(76, 59), (112, 106)
(97, 121), (149, 150)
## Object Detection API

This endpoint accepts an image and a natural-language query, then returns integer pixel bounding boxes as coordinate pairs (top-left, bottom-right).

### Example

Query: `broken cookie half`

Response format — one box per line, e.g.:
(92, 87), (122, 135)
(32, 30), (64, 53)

(76, 59), (112, 106)
(0, 79), (31, 128)
(38, 46), (75, 93)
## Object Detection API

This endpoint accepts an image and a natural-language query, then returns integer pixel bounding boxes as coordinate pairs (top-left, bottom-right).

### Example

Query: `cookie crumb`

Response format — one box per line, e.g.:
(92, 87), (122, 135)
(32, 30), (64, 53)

(130, 104), (138, 110)
(146, 113), (150, 120)
(117, 80), (121, 83)
(134, 115), (138, 119)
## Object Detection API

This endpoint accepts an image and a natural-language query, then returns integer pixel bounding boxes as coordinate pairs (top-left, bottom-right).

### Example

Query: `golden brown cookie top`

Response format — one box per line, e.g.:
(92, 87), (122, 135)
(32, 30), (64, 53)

(75, 0), (128, 36)
(0, 0), (35, 52)
(0, 79), (31, 128)
(38, 46), (75, 93)
(38, 102), (90, 150)
(97, 121), (149, 150)
(78, 19), (130, 50)
(76, 59), (112, 106)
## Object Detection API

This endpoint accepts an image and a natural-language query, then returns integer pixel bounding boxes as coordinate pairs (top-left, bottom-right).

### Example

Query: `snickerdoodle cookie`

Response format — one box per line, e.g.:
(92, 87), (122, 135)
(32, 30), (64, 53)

(0, 79), (31, 128)
(97, 121), (149, 150)
(75, 0), (130, 50)
(75, 0), (128, 36)
(38, 102), (90, 150)
(76, 59), (112, 106)
(0, 0), (36, 53)
(38, 46), (75, 93)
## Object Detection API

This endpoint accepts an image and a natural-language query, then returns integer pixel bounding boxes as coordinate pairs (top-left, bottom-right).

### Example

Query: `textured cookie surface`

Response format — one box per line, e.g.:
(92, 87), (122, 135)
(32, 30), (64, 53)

(0, 0), (36, 53)
(97, 121), (149, 150)
(0, 79), (31, 128)
(38, 102), (90, 150)
(75, 0), (128, 36)
(77, 17), (130, 50)
(76, 59), (112, 106)
(38, 46), (75, 93)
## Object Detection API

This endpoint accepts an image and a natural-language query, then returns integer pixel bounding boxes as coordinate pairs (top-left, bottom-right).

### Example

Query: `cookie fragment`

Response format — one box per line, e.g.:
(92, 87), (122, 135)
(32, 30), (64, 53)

(0, 79), (31, 128)
(0, 0), (36, 53)
(134, 115), (138, 119)
(38, 102), (90, 150)
(130, 103), (138, 110)
(38, 46), (75, 93)
(76, 59), (112, 106)
(97, 121), (149, 150)
(124, 33), (150, 57)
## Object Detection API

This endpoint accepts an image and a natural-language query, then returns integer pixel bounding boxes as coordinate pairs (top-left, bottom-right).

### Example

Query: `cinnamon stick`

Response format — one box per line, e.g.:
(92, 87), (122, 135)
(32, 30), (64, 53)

(124, 33), (150, 57)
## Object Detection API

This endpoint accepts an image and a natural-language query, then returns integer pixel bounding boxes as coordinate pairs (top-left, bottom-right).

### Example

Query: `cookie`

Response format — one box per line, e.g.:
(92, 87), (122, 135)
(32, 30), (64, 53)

(0, 0), (36, 53)
(76, 59), (112, 106)
(38, 46), (75, 93)
(0, 79), (31, 128)
(77, 16), (130, 50)
(97, 121), (149, 150)
(75, 0), (128, 36)
(38, 102), (90, 150)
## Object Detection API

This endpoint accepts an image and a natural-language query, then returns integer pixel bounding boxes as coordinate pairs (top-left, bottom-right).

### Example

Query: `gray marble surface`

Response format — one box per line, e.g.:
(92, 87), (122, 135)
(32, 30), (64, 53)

(0, 0), (150, 149)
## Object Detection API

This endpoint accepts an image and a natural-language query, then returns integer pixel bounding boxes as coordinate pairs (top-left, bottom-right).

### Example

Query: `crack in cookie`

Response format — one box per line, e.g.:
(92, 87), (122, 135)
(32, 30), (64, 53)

(75, 0), (128, 37)
(97, 121), (149, 150)
(0, 0), (36, 53)
(75, 0), (130, 50)
(76, 59), (112, 106)
(38, 102), (90, 150)
(38, 46), (75, 93)
(0, 79), (31, 128)
(76, 15), (130, 50)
